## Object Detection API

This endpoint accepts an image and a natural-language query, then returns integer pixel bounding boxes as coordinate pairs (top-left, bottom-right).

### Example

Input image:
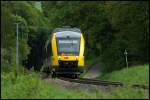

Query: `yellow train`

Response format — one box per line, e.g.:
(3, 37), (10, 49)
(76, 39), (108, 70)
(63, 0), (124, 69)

(51, 27), (85, 78)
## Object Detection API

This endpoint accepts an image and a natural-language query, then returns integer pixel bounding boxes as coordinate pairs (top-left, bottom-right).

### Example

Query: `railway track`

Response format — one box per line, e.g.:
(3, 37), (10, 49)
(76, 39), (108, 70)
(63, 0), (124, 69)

(58, 77), (149, 90)
(41, 72), (149, 90)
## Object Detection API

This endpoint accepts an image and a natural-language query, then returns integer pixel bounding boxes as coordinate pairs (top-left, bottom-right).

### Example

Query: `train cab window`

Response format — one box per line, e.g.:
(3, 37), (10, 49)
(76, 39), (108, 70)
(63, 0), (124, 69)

(57, 38), (80, 55)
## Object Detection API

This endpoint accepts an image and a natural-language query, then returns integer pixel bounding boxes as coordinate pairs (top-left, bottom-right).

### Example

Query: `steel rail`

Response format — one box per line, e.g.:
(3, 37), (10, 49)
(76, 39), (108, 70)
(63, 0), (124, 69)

(58, 77), (149, 90)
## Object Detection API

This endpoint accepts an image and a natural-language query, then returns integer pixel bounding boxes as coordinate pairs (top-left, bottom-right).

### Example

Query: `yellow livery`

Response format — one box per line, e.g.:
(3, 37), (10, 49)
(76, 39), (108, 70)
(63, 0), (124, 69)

(51, 27), (85, 78)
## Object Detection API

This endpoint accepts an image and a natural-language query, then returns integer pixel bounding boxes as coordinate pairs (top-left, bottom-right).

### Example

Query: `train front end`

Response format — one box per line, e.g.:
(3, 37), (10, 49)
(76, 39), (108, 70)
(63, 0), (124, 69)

(51, 28), (85, 77)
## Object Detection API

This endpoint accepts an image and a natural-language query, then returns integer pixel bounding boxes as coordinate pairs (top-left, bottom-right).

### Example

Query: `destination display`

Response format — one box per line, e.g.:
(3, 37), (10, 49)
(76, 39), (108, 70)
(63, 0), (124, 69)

(58, 40), (78, 44)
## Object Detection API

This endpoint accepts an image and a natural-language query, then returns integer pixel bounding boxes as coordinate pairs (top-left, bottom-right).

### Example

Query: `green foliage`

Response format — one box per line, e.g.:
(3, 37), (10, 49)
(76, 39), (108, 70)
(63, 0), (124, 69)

(1, 1), (50, 72)
(1, 48), (16, 72)
(1, 1), (31, 72)
(99, 64), (149, 85)
(101, 1), (149, 72)
(1, 72), (148, 99)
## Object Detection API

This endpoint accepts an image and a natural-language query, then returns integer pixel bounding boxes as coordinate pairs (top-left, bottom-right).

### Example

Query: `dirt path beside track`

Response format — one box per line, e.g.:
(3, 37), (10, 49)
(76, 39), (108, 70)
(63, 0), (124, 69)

(83, 63), (101, 78)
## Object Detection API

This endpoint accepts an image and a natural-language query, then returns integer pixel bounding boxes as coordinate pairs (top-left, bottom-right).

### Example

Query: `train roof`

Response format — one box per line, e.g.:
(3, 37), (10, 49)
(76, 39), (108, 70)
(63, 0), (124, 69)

(52, 27), (81, 33)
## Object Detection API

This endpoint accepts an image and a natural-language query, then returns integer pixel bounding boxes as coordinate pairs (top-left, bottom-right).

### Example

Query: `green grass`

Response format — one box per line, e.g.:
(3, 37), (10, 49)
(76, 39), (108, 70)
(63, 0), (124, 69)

(1, 65), (149, 99)
(1, 72), (105, 99)
(106, 87), (149, 99)
(98, 64), (149, 85)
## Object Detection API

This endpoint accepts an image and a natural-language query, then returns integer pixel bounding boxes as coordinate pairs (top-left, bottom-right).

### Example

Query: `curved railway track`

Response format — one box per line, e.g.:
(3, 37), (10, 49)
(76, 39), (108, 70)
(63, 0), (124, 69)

(58, 77), (149, 90)
(41, 72), (149, 90)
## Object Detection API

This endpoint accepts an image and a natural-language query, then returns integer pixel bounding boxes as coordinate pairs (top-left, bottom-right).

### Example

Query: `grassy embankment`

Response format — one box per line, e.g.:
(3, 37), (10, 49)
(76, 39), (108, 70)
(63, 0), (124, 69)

(1, 64), (149, 99)
(98, 64), (149, 85)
